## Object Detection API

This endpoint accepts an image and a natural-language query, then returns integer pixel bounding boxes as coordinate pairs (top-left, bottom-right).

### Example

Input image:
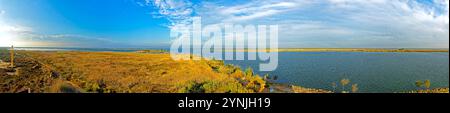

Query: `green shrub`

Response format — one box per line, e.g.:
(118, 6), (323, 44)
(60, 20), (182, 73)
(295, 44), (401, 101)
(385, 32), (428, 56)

(181, 81), (206, 93)
(415, 80), (424, 89)
(244, 67), (254, 77)
(179, 81), (253, 93)
(424, 80), (431, 89)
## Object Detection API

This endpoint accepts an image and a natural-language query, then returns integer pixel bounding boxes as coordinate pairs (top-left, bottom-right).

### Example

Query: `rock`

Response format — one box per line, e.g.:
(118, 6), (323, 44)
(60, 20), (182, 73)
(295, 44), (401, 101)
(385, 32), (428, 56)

(50, 71), (60, 78)
(32, 64), (41, 69)
(17, 88), (31, 93)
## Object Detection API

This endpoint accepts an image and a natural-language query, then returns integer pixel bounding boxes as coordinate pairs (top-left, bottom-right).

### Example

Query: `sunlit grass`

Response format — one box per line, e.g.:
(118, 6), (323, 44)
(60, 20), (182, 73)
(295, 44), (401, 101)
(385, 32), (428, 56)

(18, 51), (266, 93)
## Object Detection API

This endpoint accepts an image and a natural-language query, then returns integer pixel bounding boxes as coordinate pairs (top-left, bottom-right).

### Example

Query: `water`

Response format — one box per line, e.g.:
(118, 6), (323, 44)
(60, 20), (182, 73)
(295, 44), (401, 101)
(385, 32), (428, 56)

(225, 52), (449, 93)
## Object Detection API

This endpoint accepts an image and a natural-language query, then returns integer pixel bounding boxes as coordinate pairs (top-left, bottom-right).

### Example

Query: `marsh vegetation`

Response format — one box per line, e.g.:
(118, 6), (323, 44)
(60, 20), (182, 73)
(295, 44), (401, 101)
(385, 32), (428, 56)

(0, 50), (269, 93)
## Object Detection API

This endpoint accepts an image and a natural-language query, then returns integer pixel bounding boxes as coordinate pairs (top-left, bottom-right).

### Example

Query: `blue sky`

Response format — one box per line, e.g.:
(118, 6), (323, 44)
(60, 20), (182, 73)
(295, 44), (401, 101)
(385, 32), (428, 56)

(0, 0), (449, 48)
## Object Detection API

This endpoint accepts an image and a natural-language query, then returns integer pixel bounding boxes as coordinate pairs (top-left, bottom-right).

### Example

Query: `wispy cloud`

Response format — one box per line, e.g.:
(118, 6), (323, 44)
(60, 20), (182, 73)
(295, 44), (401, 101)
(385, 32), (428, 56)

(138, 0), (194, 27)
(142, 0), (449, 48)
(15, 33), (121, 47)
(0, 25), (32, 34)
(320, 0), (449, 48)
(1, 12), (33, 46)
(0, 20), (119, 47)
(217, 1), (301, 22)
(0, 7), (124, 47)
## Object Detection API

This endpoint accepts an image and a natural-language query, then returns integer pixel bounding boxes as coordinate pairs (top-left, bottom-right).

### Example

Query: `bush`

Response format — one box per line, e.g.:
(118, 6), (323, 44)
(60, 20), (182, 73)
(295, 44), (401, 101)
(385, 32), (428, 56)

(179, 81), (252, 93)
(181, 81), (206, 93)
(244, 67), (254, 77)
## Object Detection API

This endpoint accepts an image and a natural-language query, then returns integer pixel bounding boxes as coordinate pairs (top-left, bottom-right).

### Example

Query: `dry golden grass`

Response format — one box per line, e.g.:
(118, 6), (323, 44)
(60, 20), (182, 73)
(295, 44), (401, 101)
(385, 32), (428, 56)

(18, 51), (265, 93)
(0, 50), (54, 93)
(291, 85), (332, 93)
(135, 49), (168, 54)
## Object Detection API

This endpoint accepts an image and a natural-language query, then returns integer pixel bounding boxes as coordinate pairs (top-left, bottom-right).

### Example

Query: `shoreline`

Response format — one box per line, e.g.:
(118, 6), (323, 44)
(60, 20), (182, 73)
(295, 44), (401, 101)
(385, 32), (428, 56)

(232, 48), (449, 53)
(0, 51), (448, 93)
(1, 47), (448, 53)
(0, 50), (269, 93)
(0, 50), (335, 93)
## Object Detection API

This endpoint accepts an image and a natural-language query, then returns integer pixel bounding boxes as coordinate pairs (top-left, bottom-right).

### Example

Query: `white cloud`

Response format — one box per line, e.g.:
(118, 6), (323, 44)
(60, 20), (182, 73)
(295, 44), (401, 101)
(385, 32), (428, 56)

(0, 15), (33, 46)
(0, 17), (116, 47)
(140, 0), (309, 25)
(330, 0), (448, 36)
(140, 0), (194, 27)
(0, 7), (122, 47)
(143, 0), (449, 48)
(12, 33), (120, 47)
(0, 25), (32, 33)
(0, 10), (4, 15)
(218, 1), (300, 22)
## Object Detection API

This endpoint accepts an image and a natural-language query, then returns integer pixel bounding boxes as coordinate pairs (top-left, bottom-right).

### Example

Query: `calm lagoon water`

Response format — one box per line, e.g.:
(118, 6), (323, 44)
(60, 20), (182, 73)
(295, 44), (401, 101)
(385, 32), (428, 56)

(225, 52), (449, 93)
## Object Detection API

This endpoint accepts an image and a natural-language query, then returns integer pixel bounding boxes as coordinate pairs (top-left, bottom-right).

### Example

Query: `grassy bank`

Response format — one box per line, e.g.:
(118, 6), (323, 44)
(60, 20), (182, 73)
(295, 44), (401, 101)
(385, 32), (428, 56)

(1, 50), (271, 93)
(2, 49), (445, 93)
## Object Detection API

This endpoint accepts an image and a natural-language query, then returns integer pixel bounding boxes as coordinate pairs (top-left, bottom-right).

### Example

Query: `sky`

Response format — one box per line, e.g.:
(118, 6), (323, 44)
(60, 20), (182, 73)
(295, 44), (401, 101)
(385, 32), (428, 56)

(0, 0), (449, 48)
